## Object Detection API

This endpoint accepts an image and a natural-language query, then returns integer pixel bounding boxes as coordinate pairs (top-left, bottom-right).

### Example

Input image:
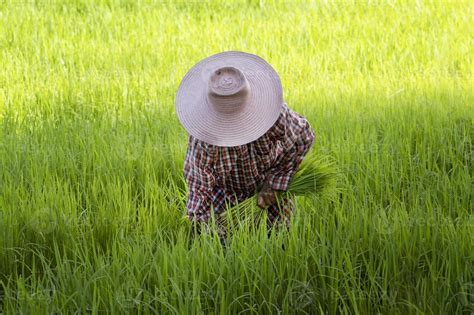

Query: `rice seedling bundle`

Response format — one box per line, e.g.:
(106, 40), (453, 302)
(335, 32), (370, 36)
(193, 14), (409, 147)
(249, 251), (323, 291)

(214, 152), (339, 235)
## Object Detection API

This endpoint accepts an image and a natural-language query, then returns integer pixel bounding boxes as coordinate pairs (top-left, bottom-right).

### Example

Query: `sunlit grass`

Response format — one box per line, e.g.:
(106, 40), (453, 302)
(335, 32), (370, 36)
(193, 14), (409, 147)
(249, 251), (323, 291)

(0, 0), (472, 313)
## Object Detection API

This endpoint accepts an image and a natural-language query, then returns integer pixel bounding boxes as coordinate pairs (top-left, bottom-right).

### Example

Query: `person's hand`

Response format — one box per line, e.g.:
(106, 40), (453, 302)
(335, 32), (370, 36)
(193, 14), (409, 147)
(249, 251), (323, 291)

(257, 181), (278, 209)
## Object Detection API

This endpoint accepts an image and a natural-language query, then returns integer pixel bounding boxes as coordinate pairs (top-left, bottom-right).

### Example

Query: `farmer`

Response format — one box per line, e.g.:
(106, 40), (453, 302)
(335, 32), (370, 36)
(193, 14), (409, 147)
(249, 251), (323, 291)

(175, 51), (315, 237)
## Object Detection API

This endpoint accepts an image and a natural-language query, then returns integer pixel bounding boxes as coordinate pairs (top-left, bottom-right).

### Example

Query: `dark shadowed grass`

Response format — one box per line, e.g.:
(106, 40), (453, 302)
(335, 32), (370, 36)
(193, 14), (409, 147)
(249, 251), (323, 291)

(0, 94), (471, 313)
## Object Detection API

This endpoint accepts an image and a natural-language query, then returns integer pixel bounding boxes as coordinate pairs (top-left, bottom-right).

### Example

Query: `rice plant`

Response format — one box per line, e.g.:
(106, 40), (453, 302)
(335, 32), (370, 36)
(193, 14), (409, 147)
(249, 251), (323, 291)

(0, 1), (472, 313)
(216, 153), (339, 234)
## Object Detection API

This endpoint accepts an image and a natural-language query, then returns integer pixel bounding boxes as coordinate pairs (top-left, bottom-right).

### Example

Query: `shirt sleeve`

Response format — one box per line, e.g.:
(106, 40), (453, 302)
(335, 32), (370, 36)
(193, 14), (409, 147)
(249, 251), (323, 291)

(265, 105), (315, 191)
(184, 135), (216, 223)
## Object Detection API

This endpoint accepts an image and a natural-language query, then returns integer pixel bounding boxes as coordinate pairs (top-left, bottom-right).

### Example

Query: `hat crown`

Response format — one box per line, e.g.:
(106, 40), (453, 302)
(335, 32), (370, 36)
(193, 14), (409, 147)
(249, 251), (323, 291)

(176, 51), (283, 147)
(208, 67), (249, 113)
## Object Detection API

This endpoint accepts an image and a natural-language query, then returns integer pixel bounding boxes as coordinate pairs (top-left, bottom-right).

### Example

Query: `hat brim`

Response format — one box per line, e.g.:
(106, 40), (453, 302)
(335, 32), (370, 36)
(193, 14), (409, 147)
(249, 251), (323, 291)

(175, 51), (283, 147)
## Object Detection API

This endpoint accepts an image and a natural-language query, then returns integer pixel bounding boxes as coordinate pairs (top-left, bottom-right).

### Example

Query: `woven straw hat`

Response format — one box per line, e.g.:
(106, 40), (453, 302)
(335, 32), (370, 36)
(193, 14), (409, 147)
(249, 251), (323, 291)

(175, 51), (283, 147)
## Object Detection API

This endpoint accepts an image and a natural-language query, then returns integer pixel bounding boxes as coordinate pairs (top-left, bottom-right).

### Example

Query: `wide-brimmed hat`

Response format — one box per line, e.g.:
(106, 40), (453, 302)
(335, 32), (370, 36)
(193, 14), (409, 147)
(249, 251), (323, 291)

(175, 51), (283, 147)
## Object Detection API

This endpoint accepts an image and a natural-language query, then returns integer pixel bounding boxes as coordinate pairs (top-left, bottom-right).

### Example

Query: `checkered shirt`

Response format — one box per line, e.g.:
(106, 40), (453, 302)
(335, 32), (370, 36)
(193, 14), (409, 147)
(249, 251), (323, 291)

(184, 103), (315, 224)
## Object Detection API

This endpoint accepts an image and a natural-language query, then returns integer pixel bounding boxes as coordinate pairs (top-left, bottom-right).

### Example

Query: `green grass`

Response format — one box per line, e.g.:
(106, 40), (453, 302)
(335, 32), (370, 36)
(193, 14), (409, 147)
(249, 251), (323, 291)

(0, 0), (472, 313)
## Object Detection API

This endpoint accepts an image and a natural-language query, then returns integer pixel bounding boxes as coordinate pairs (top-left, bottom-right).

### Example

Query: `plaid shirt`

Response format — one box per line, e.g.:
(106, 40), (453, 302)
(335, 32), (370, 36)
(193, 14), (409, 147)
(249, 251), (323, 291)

(184, 103), (315, 223)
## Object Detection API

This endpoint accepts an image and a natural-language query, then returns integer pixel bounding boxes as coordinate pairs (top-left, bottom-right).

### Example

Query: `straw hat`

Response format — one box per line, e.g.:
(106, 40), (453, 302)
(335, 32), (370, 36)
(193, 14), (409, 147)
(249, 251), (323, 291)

(175, 51), (283, 147)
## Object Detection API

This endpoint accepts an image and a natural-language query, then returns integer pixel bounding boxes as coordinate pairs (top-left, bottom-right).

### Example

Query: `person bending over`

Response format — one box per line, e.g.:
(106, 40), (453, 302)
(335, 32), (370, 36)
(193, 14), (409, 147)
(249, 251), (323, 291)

(175, 51), (315, 239)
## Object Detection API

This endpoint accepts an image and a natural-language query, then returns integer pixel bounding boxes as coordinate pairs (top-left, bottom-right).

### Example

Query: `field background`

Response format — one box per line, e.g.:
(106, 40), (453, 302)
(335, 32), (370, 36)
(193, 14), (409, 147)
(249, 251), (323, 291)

(0, 0), (472, 313)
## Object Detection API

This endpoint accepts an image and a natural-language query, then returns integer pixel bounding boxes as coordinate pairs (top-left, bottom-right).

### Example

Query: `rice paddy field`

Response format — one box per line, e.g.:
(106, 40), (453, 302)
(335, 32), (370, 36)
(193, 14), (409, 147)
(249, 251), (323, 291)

(0, 0), (472, 313)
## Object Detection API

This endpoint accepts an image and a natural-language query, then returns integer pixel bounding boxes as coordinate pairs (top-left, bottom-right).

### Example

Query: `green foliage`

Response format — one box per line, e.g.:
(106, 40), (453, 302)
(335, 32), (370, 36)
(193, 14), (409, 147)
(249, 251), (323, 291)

(216, 153), (339, 234)
(0, 1), (472, 313)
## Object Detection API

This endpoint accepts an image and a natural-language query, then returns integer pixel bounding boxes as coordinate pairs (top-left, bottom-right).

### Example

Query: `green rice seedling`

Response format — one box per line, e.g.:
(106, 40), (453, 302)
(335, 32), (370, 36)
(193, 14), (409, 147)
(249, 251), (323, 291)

(0, 1), (471, 313)
(216, 152), (339, 235)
